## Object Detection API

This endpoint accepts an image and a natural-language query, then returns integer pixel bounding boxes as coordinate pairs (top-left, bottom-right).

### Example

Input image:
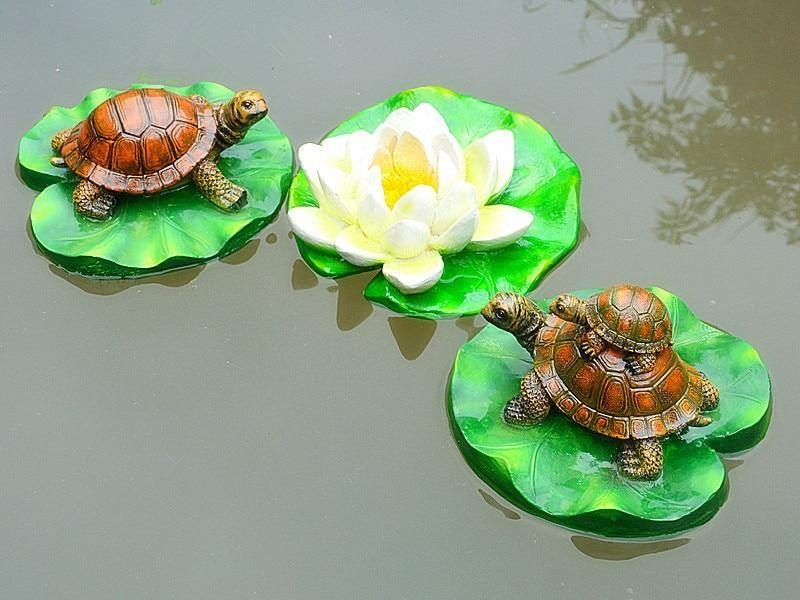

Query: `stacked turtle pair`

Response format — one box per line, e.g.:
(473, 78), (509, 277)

(483, 284), (720, 479)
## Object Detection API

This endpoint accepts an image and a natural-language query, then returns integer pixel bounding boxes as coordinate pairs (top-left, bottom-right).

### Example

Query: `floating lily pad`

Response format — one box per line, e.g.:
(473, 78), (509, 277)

(19, 82), (293, 278)
(448, 287), (771, 538)
(288, 86), (580, 319)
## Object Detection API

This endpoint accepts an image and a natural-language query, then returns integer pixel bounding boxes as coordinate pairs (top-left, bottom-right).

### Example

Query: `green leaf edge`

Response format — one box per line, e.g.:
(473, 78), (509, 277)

(286, 85), (581, 319)
(447, 287), (771, 538)
(19, 82), (294, 278)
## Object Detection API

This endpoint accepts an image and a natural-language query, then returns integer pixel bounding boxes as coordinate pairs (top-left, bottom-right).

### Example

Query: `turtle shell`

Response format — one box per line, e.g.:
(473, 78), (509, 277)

(586, 284), (672, 353)
(533, 314), (704, 440)
(58, 88), (217, 194)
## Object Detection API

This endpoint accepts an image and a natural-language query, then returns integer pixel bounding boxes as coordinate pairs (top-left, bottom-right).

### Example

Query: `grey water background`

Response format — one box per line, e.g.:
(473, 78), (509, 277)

(0, 1), (797, 598)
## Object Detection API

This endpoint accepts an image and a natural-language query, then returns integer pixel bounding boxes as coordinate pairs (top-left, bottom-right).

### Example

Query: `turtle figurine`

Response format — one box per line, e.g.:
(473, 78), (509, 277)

(551, 283), (672, 376)
(49, 87), (269, 220)
(481, 291), (720, 479)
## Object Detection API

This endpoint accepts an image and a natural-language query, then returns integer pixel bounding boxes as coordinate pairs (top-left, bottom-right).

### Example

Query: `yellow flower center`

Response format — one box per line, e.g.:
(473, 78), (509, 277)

(381, 168), (437, 209)
(372, 132), (438, 209)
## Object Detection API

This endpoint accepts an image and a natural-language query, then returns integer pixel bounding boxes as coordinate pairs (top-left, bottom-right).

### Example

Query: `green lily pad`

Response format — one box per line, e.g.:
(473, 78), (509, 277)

(19, 82), (293, 278)
(287, 86), (580, 319)
(448, 287), (771, 538)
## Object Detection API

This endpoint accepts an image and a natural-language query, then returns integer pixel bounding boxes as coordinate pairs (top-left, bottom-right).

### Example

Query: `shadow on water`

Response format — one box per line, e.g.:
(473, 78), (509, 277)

(330, 271), (375, 331)
(455, 316), (482, 339)
(571, 535), (690, 560)
(478, 489), (522, 520)
(290, 259), (319, 290)
(48, 263), (204, 295)
(219, 238), (260, 265)
(570, 0), (800, 245)
(388, 317), (438, 360)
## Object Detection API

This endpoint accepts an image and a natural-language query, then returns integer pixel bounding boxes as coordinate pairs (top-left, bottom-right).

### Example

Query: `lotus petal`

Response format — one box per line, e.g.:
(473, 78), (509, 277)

(468, 204), (534, 251)
(382, 251), (444, 294)
(468, 130), (514, 195)
(431, 181), (477, 236)
(288, 206), (347, 252)
(334, 225), (388, 266)
(432, 207), (479, 254)
(393, 131), (434, 179)
(435, 151), (461, 196)
(317, 166), (356, 223)
(356, 168), (392, 241)
(464, 138), (499, 206)
(382, 219), (431, 259)
(393, 184), (436, 225)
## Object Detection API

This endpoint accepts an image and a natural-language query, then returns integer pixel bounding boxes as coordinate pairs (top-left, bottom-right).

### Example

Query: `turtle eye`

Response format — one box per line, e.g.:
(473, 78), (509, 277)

(242, 100), (255, 110)
(494, 308), (508, 321)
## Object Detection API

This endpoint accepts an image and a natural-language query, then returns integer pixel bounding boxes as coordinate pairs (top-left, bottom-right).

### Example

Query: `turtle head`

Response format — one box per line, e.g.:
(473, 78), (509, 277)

(224, 90), (269, 131)
(550, 293), (584, 322)
(482, 292), (545, 340)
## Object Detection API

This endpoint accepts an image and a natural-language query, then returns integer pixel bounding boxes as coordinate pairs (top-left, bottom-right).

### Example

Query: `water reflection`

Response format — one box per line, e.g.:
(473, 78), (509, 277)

(571, 535), (689, 560)
(388, 316), (437, 360)
(573, 0), (800, 245)
(478, 489), (522, 520)
(332, 271), (375, 331)
(48, 263), (204, 295)
(455, 316), (482, 339)
(290, 259), (319, 290)
(218, 238), (260, 265)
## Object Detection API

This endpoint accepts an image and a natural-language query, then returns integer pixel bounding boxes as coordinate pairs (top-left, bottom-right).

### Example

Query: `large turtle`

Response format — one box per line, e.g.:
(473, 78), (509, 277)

(551, 283), (671, 376)
(482, 292), (720, 479)
(49, 87), (268, 220)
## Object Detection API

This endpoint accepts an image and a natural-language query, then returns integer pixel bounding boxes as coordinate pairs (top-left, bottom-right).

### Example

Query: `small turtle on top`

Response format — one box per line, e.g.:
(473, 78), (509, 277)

(49, 87), (268, 220)
(551, 283), (671, 376)
(482, 290), (720, 479)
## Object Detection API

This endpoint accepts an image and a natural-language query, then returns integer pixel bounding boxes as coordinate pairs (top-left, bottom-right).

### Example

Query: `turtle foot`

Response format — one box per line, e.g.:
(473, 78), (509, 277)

(699, 372), (720, 410)
(503, 396), (539, 426)
(689, 414), (713, 427)
(217, 184), (247, 211)
(617, 439), (663, 480)
(73, 180), (116, 221)
(626, 352), (657, 375)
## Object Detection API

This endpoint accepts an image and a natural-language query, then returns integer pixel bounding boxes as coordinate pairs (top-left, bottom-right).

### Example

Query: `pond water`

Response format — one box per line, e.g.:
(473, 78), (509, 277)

(0, 1), (796, 598)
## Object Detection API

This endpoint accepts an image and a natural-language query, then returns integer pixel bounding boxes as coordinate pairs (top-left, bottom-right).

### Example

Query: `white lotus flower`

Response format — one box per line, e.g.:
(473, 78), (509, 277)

(288, 103), (533, 294)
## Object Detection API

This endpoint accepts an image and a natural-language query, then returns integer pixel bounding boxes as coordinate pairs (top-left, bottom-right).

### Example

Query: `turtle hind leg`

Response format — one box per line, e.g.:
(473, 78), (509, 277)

(73, 179), (116, 220)
(617, 438), (663, 480)
(192, 158), (247, 211)
(688, 414), (713, 427)
(50, 128), (72, 167)
(699, 372), (720, 410)
(580, 328), (606, 359)
(626, 352), (657, 375)
(503, 371), (551, 427)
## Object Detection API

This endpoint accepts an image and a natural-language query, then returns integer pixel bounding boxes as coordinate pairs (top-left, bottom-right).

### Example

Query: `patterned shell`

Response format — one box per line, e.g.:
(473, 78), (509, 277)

(533, 315), (704, 440)
(59, 88), (217, 194)
(586, 284), (672, 353)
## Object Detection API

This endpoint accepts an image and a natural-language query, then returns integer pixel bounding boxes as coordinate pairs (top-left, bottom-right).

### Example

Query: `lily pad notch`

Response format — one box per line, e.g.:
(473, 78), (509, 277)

(287, 86), (581, 319)
(448, 287), (771, 538)
(18, 81), (294, 278)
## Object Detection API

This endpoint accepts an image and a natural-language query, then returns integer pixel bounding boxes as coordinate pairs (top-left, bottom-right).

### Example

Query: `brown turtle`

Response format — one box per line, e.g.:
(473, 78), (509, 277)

(49, 87), (268, 219)
(550, 284), (671, 376)
(482, 292), (720, 479)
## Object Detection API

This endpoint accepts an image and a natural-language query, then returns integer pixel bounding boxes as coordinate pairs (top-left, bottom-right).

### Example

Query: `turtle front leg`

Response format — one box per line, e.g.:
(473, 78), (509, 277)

(192, 158), (247, 211)
(50, 128), (72, 167)
(699, 372), (720, 410)
(580, 328), (606, 359)
(626, 352), (657, 375)
(503, 371), (551, 427)
(617, 438), (663, 480)
(73, 179), (116, 220)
